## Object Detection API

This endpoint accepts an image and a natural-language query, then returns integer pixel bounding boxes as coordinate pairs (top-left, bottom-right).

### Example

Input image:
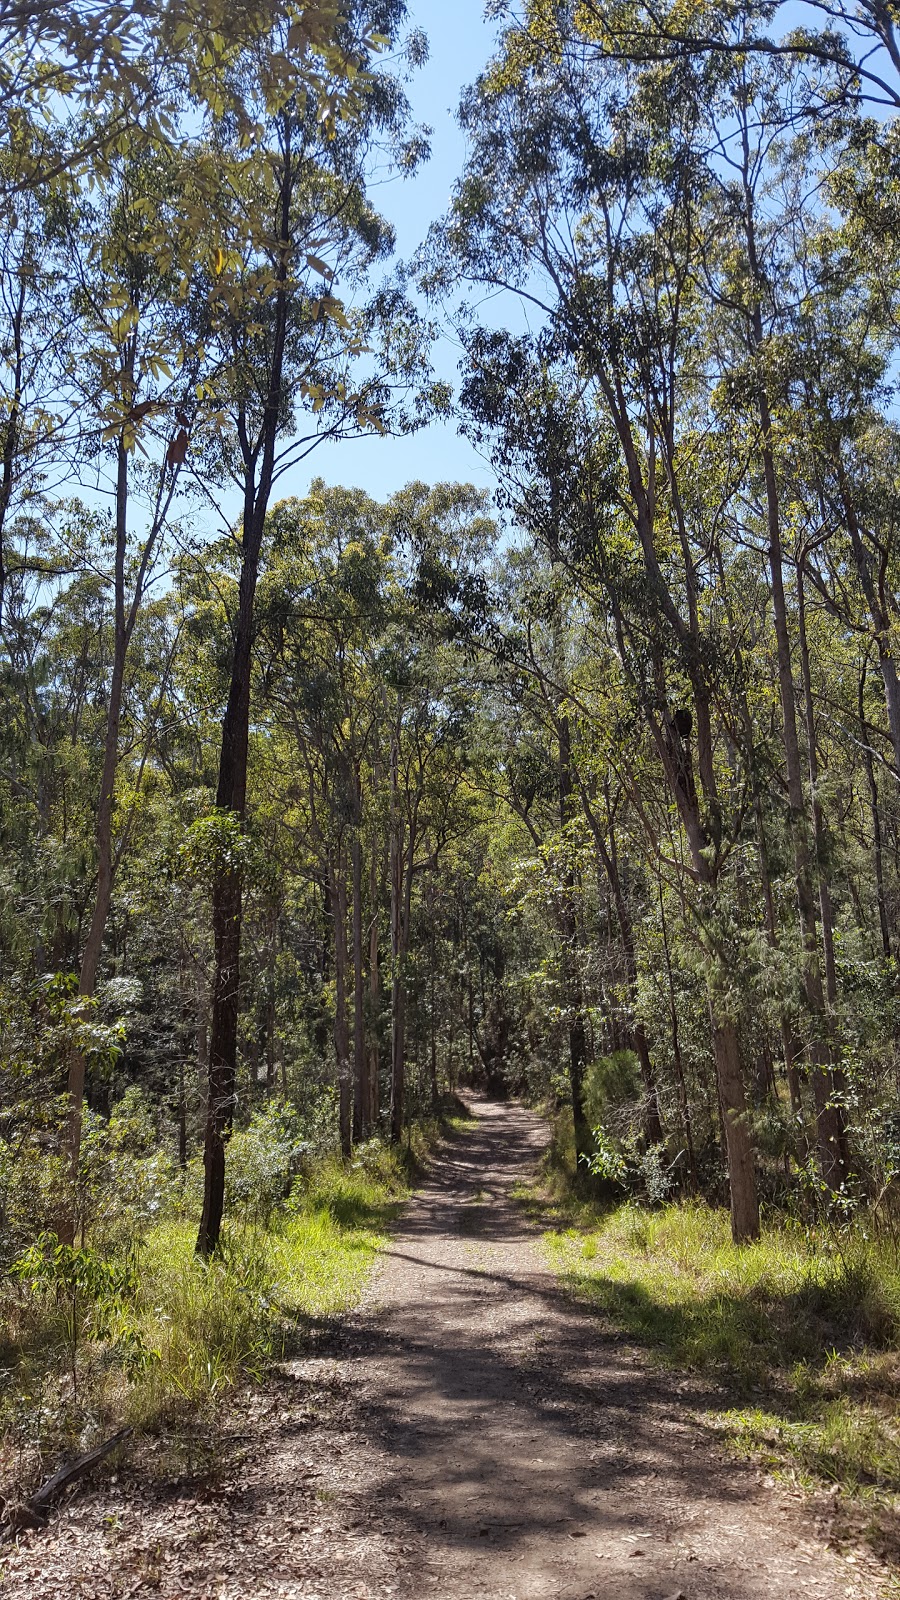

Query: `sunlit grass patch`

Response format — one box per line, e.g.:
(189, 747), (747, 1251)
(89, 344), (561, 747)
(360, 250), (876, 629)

(543, 1197), (900, 1505)
(725, 1397), (900, 1494)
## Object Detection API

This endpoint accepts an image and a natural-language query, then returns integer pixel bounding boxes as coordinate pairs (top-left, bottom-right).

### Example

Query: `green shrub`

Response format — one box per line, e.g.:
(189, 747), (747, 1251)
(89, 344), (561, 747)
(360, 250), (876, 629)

(226, 1098), (313, 1224)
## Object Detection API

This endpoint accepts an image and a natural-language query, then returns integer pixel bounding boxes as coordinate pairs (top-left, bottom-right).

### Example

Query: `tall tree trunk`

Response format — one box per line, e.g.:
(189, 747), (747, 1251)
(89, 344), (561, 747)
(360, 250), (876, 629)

(367, 843), (381, 1129)
(62, 435), (130, 1244)
(196, 542), (260, 1255)
(428, 882), (439, 1113)
(730, 632), (805, 1118)
(741, 178), (848, 1193)
(711, 1011), (758, 1241)
(195, 122), (293, 1258)
(797, 566), (851, 1179)
(389, 743), (416, 1143)
(796, 565), (841, 1016)
(351, 821), (367, 1140)
(859, 659), (892, 960)
(657, 874), (698, 1190)
(330, 847), (352, 1159)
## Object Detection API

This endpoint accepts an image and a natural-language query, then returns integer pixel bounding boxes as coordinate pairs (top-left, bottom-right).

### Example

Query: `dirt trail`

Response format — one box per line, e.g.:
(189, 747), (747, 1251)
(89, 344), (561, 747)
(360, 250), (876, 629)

(1, 1097), (885, 1598)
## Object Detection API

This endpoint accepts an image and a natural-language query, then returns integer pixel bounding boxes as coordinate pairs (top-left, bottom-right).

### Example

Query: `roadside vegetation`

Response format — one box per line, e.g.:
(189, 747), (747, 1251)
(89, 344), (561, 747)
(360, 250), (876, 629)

(525, 1106), (900, 1557)
(0, 1096), (457, 1507)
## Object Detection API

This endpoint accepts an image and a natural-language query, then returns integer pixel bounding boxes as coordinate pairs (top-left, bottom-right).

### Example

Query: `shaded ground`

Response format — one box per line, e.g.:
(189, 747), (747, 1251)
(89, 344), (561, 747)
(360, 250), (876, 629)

(0, 1097), (889, 1598)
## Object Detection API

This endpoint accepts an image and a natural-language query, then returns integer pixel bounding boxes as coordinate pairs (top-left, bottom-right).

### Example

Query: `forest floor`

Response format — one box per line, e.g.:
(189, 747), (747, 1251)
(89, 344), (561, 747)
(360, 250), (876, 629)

(1, 1096), (894, 1599)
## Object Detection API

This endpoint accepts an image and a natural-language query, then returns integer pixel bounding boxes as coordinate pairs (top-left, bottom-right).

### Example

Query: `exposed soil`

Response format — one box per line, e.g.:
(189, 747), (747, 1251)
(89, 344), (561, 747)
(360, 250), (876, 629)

(0, 1097), (890, 1598)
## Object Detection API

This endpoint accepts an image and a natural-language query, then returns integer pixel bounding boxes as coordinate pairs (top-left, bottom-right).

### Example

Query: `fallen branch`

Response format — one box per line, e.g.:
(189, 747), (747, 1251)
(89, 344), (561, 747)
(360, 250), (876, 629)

(1, 1426), (132, 1538)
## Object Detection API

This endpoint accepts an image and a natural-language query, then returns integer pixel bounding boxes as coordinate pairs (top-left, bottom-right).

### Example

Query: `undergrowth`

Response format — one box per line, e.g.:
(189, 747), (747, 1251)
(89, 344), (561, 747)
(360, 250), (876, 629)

(0, 1106), (458, 1500)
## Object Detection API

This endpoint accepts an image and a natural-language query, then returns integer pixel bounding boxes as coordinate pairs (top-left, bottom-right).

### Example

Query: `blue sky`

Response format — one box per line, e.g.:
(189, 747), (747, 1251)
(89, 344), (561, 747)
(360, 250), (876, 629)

(282, 0), (504, 507)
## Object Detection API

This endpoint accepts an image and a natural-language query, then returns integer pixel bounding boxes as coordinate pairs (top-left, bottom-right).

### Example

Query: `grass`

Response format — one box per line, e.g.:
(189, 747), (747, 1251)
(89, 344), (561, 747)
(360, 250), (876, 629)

(0, 1119), (455, 1500)
(538, 1194), (900, 1520)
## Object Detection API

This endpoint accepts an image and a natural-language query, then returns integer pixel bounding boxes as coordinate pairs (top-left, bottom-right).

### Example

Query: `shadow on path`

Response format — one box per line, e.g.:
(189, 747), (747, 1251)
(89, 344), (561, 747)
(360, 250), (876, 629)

(276, 1096), (873, 1600)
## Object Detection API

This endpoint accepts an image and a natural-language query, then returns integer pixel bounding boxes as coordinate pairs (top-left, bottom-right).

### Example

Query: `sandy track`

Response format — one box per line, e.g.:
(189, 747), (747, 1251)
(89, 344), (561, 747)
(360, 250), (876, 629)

(0, 1097), (884, 1598)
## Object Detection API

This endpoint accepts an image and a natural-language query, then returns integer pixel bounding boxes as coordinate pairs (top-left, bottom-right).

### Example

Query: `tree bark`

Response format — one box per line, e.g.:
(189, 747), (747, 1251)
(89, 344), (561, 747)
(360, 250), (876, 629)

(195, 117), (293, 1258)
(859, 659), (892, 959)
(62, 434), (130, 1243)
(711, 1011), (759, 1242)
(196, 544), (260, 1256)
(351, 822), (367, 1140)
(330, 847), (352, 1159)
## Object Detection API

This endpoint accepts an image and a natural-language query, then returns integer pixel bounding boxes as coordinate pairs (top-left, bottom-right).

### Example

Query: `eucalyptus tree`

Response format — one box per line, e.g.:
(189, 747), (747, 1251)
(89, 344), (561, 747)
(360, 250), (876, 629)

(55, 140), (227, 1234)
(0, 156), (73, 629)
(0, 2), (355, 199)
(555, 0), (900, 112)
(439, 19), (765, 1237)
(254, 487), (396, 1153)
(251, 480), (490, 1150)
(192, 0), (438, 1254)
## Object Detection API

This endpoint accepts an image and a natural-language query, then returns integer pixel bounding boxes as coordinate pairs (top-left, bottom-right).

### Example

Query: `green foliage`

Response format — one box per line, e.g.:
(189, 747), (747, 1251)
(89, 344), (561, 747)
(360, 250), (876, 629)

(10, 1232), (154, 1400)
(580, 1125), (628, 1187)
(0, 1130), (424, 1495)
(226, 1097), (317, 1224)
(79, 1089), (180, 1247)
(583, 1050), (642, 1130)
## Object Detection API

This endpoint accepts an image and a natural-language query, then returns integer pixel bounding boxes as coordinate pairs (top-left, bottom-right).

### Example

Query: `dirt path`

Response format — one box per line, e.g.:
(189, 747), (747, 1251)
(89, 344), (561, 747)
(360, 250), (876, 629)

(1, 1097), (886, 1598)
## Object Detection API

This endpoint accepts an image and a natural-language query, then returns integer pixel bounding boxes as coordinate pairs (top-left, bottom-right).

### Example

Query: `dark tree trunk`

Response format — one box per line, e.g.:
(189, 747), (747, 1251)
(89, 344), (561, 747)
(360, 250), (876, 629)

(195, 118), (293, 1258)
(859, 659), (892, 960)
(329, 849), (352, 1159)
(351, 823), (367, 1140)
(196, 548), (260, 1256)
